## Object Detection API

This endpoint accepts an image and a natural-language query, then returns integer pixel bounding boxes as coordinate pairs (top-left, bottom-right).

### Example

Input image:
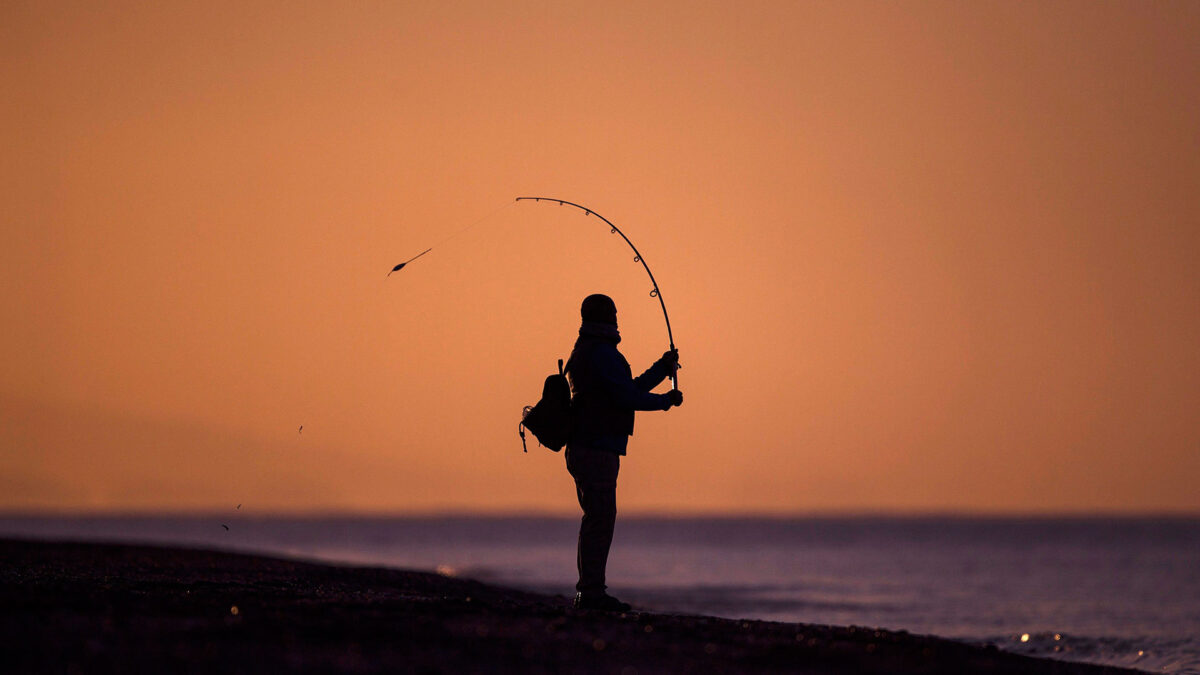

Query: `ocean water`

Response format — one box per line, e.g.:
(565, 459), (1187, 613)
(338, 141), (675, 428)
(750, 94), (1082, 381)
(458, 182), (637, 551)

(1, 515), (1196, 674)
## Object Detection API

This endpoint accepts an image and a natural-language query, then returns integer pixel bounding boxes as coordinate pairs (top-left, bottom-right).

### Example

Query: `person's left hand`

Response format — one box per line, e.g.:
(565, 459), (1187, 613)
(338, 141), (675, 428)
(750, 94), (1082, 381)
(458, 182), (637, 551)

(666, 389), (683, 408)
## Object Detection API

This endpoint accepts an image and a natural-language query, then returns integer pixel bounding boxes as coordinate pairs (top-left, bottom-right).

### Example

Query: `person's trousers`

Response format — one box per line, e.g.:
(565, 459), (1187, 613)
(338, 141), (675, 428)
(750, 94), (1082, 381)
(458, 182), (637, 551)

(565, 445), (620, 595)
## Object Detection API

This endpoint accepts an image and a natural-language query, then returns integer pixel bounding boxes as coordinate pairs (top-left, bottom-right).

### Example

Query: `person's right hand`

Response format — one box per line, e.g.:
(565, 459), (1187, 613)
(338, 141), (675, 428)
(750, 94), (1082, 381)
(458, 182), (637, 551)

(666, 390), (683, 408)
(660, 349), (680, 370)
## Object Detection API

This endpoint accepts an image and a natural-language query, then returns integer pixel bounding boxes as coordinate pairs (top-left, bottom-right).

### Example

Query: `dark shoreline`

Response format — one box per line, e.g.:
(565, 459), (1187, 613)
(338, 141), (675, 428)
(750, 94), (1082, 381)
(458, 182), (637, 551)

(0, 539), (1144, 674)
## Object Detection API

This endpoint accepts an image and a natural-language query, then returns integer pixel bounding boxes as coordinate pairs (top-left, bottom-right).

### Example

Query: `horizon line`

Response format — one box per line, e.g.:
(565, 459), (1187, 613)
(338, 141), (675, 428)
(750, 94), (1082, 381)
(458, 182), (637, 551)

(2, 507), (1198, 520)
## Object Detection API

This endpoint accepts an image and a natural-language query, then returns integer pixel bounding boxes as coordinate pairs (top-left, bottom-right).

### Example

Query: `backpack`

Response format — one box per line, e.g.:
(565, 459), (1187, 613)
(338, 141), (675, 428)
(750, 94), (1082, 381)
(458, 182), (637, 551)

(519, 359), (571, 452)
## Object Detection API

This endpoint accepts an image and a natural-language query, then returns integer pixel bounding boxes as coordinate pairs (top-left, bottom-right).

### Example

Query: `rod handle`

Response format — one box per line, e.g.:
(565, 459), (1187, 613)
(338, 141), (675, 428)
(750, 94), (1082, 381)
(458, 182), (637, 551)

(669, 345), (679, 391)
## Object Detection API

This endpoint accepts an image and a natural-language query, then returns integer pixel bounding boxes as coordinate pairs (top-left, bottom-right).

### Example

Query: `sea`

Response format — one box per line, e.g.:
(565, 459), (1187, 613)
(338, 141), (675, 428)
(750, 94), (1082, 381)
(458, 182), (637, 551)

(1, 515), (1196, 674)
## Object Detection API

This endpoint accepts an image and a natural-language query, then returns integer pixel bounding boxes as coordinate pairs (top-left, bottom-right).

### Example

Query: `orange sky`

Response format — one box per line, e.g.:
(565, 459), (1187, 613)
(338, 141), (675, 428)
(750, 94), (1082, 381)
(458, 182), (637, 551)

(2, 0), (1197, 514)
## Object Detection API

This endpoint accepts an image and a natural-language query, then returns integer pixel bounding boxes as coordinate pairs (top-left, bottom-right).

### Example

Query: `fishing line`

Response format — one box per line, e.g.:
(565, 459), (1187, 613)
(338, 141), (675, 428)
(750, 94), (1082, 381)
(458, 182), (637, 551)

(432, 199), (518, 250)
(388, 199), (516, 276)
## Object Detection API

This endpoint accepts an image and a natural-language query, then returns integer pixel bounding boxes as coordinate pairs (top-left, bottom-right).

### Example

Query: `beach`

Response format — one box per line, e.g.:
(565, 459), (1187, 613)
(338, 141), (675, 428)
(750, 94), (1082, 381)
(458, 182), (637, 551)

(0, 539), (1144, 674)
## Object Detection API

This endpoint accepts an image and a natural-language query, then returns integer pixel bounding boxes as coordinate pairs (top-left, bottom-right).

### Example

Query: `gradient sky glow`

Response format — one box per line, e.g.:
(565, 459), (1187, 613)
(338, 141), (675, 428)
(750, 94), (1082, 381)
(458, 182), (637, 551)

(2, 0), (1197, 514)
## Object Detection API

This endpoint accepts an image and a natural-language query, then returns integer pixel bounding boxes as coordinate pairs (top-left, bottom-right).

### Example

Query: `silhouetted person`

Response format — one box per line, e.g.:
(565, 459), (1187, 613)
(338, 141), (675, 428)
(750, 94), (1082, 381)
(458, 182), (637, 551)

(565, 293), (682, 611)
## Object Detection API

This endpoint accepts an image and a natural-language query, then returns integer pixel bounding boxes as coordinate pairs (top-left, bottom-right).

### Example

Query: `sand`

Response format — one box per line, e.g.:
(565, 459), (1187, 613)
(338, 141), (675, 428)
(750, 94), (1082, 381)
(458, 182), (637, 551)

(0, 539), (1143, 674)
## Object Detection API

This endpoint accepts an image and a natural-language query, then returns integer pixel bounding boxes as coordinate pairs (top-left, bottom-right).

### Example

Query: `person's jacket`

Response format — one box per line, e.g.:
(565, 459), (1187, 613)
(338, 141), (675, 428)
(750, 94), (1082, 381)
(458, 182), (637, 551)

(566, 324), (673, 456)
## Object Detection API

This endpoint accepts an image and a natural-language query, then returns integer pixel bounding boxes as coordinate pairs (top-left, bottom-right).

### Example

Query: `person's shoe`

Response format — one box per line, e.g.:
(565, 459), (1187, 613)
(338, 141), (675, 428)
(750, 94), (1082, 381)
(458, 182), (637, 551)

(573, 592), (631, 612)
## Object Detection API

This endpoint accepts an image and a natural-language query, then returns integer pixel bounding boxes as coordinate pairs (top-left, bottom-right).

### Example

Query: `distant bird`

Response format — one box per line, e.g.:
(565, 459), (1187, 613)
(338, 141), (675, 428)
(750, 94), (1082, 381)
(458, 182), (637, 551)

(236, 504), (241, 510)
(298, 425), (303, 434)
(221, 524), (230, 531)
(388, 248), (431, 276)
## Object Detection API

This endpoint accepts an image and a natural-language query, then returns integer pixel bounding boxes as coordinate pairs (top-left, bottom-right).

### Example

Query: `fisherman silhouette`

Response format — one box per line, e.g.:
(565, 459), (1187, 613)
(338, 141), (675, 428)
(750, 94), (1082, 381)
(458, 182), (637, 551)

(565, 293), (682, 611)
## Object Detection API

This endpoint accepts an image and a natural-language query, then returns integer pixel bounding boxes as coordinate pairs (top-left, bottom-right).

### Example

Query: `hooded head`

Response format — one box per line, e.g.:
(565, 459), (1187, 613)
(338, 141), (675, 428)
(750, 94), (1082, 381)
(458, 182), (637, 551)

(580, 293), (617, 326)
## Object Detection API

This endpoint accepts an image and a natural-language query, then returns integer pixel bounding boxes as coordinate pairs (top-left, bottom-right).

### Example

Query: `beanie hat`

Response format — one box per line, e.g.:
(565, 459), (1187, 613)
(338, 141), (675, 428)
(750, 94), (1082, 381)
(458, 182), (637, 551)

(580, 294), (617, 326)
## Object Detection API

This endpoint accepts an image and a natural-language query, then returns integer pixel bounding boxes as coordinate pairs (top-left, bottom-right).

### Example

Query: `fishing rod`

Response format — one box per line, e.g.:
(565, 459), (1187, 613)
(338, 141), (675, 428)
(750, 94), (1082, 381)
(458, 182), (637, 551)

(515, 196), (678, 391)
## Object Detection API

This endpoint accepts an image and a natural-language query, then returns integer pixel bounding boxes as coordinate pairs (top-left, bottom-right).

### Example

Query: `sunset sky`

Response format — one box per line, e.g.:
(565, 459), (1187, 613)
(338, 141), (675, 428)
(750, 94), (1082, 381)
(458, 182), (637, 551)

(2, 0), (1197, 514)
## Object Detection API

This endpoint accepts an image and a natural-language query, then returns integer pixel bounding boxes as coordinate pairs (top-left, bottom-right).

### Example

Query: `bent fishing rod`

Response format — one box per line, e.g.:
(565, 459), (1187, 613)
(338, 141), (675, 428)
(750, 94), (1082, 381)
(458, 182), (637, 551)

(515, 196), (679, 391)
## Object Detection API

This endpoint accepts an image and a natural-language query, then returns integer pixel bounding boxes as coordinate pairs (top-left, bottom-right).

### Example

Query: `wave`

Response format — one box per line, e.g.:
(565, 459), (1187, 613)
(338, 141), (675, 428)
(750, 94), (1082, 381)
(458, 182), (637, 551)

(977, 632), (1200, 675)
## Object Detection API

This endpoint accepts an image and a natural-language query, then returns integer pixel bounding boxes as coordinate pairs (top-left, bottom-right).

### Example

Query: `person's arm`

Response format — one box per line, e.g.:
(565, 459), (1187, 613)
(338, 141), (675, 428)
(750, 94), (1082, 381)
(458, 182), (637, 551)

(593, 348), (674, 411)
(633, 350), (678, 392)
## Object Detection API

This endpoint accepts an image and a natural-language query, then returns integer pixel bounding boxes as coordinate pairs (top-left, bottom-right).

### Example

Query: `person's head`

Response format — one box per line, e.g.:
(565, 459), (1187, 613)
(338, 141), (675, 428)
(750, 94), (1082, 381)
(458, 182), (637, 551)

(580, 294), (617, 326)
